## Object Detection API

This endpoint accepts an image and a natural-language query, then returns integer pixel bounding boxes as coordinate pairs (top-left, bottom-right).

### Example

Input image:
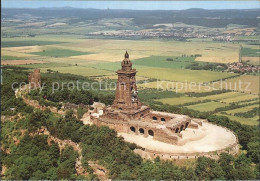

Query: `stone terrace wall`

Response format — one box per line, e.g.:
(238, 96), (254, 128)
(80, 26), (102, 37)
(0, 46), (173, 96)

(134, 125), (239, 160)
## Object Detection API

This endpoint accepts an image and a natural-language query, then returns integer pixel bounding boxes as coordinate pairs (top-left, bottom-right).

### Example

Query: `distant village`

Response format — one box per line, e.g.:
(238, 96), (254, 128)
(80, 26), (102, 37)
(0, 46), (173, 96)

(88, 26), (258, 42)
(226, 62), (260, 73)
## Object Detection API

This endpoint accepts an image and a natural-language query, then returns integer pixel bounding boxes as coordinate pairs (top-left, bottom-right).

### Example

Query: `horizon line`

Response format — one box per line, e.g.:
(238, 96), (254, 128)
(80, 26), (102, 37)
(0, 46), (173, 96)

(2, 7), (260, 10)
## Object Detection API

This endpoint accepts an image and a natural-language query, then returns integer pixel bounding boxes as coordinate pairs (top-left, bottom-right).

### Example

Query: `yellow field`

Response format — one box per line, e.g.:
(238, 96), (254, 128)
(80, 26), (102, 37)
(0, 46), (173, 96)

(1, 60), (45, 65)
(2, 45), (43, 53)
(201, 92), (243, 101)
(196, 56), (238, 63)
(213, 75), (260, 94)
(201, 91), (258, 103)
(186, 101), (228, 112)
(242, 56), (260, 65)
(1, 49), (38, 58)
(70, 53), (149, 62)
(221, 94), (258, 103)
(2, 37), (241, 64)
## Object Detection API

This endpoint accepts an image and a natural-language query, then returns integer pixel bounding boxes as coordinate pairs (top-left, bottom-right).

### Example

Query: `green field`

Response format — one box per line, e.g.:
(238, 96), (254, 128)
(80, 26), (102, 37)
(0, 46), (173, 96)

(241, 47), (260, 57)
(91, 62), (121, 71)
(136, 67), (237, 83)
(132, 56), (197, 69)
(1, 55), (27, 60)
(186, 101), (228, 112)
(225, 104), (259, 115)
(158, 96), (200, 106)
(31, 48), (92, 57)
(216, 113), (259, 126)
(1, 40), (66, 47)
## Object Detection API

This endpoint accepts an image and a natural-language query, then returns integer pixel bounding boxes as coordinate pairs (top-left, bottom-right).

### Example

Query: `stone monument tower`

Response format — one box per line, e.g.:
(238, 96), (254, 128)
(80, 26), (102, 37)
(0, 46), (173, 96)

(112, 51), (141, 110)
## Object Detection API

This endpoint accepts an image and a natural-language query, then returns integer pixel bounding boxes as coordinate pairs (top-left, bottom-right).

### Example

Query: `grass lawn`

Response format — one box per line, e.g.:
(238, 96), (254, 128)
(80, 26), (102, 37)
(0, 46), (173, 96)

(186, 101), (228, 112)
(31, 48), (92, 57)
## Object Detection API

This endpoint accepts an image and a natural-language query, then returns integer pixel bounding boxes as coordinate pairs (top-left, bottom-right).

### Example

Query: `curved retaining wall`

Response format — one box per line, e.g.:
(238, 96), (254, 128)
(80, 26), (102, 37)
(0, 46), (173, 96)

(134, 124), (239, 160)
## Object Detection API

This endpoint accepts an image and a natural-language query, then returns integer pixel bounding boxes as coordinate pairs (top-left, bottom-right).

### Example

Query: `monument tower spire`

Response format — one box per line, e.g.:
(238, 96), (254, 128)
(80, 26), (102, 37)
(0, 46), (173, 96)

(112, 51), (141, 110)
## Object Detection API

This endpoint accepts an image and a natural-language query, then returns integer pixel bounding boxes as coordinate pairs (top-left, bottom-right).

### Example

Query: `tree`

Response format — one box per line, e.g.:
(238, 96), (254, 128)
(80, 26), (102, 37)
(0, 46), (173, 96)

(195, 157), (225, 180)
(247, 141), (260, 163)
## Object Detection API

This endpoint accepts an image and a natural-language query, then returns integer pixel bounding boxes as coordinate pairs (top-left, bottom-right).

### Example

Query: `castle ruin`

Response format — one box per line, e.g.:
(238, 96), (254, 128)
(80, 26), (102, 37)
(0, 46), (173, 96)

(28, 69), (41, 89)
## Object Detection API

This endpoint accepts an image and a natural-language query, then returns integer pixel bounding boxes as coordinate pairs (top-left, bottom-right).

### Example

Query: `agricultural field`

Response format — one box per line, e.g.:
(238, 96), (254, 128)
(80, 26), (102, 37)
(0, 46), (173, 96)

(242, 57), (259, 66)
(186, 101), (228, 112)
(138, 81), (215, 93)
(31, 48), (92, 57)
(1, 60), (45, 65)
(1, 55), (28, 60)
(241, 47), (260, 57)
(1, 40), (66, 47)
(136, 67), (236, 83)
(216, 113), (259, 126)
(132, 56), (197, 69)
(1, 8), (259, 127)
(157, 97), (201, 106)
(225, 104), (259, 115)
(213, 75), (259, 94)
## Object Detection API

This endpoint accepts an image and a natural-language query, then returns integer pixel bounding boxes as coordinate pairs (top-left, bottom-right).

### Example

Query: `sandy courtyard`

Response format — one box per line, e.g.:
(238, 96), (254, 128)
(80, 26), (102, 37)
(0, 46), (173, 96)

(119, 122), (237, 154)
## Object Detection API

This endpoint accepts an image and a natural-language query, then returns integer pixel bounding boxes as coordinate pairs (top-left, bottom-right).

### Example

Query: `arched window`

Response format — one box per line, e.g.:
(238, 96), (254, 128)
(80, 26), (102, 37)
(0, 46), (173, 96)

(180, 125), (184, 131)
(185, 122), (189, 129)
(130, 126), (136, 132)
(152, 116), (157, 120)
(161, 118), (166, 122)
(139, 128), (144, 134)
(175, 128), (179, 133)
(148, 130), (154, 136)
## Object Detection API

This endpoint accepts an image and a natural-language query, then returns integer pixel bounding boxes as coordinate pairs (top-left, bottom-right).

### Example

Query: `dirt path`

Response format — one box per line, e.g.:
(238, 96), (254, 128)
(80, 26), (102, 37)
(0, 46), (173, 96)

(16, 85), (65, 115)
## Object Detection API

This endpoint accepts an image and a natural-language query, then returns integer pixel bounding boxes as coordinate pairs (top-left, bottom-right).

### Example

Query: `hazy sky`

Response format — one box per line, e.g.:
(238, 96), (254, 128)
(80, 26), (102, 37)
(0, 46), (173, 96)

(2, 1), (260, 10)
